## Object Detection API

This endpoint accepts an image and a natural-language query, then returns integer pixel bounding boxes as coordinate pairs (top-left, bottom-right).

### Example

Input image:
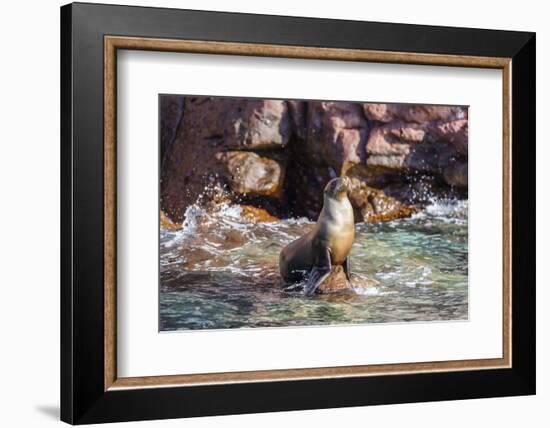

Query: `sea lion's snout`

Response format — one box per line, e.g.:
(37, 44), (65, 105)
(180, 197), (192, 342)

(341, 176), (351, 192)
(325, 176), (351, 199)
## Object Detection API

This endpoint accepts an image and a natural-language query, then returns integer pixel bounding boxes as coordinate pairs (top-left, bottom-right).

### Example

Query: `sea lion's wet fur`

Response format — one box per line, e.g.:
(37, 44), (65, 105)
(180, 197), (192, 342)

(279, 177), (355, 294)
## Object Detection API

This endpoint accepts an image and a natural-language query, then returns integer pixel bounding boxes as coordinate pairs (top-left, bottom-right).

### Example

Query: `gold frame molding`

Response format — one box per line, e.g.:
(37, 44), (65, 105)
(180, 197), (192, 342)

(104, 35), (512, 391)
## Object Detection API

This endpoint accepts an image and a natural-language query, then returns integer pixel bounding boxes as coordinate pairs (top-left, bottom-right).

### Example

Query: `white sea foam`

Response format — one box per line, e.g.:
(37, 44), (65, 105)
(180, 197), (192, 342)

(410, 198), (468, 224)
(180, 203), (206, 234)
(352, 286), (397, 296)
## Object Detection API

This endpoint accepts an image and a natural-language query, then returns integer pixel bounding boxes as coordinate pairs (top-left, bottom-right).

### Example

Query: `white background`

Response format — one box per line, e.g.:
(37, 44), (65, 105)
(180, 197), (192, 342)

(118, 51), (503, 377)
(0, 0), (546, 427)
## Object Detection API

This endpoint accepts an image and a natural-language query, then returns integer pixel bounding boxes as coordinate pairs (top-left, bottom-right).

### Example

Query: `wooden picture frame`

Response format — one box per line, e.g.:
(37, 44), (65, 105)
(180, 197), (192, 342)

(61, 2), (535, 424)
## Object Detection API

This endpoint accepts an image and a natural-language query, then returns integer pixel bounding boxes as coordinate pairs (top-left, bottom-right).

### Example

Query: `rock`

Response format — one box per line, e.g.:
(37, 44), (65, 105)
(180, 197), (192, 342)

(428, 118), (468, 155)
(443, 162), (468, 188)
(161, 97), (228, 221)
(161, 141), (221, 223)
(342, 163), (398, 188)
(240, 205), (279, 223)
(363, 103), (467, 124)
(171, 96), (291, 151)
(347, 177), (417, 222)
(215, 151), (285, 197)
(404, 140), (457, 173)
(304, 101), (368, 173)
(381, 176), (440, 205)
(160, 210), (181, 231)
(365, 120), (465, 175)
(160, 95), (184, 164)
(161, 96), (468, 224)
(287, 100), (307, 140)
(225, 99), (291, 150)
(284, 101), (369, 218)
(317, 265), (352, 293)
(161, 97), (291, 221)
(365, 121), (424, 170)
(284, 163), (335, 219)
(362, 105), (468, 194)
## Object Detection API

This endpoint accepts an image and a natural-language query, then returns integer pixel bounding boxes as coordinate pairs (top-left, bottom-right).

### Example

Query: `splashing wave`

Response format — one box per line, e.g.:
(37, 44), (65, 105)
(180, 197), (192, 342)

(160, 198), (469, 330)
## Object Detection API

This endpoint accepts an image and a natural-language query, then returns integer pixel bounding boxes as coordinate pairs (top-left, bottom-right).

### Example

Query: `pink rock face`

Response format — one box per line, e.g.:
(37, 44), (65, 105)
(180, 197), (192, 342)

(303, 102), (368, 173)
(225, 99), (291, 149)
(161, 97), (292, 221)
(365, 115), (468, 174)
(428, 118), (468, 155)
(365, 121), (425, 170)
(160, 97), (468, 224)
(363, 103), (467, 124)
(178, 97), (291, 150)
(367, 121), (425, 155)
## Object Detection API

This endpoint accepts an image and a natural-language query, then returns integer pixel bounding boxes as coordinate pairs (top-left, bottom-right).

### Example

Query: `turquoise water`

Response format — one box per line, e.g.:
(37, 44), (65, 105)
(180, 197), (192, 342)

(160, 200), (468, 331)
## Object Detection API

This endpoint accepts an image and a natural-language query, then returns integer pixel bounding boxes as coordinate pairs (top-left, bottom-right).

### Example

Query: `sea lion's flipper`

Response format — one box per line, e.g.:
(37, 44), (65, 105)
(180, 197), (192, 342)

(343, 257), (352, 283)
(303, 248), (331, 296)
(303, 266), (331, 296)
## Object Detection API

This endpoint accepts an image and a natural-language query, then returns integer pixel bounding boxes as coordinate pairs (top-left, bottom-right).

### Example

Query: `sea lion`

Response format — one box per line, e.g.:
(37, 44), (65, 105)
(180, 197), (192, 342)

(279, 176), (355, 295)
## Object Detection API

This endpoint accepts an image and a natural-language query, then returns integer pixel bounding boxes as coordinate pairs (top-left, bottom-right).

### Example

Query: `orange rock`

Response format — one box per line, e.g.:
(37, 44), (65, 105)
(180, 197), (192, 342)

(160, 210), (181, 231)
(240, 205), (279, 223)
(215, 151), (285, 197)
(317, 265), (353, 293)
(347, 176), (417, 223)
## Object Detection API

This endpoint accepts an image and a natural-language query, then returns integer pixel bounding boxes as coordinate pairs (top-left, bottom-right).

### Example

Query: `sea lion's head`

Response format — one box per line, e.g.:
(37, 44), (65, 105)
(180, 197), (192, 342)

(324, 176), (351, 201)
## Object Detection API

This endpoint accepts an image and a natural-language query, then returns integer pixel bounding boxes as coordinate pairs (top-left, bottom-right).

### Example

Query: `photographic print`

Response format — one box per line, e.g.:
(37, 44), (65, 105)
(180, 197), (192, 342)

(159, 95), (468, 331)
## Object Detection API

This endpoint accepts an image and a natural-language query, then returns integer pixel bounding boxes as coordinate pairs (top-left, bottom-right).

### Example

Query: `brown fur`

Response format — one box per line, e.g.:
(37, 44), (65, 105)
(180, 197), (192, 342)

(279, 177), (355, 289)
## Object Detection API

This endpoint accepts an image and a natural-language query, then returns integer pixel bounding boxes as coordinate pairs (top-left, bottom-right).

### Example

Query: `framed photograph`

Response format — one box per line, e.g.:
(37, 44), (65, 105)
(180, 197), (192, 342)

(60, 2), (535, 424)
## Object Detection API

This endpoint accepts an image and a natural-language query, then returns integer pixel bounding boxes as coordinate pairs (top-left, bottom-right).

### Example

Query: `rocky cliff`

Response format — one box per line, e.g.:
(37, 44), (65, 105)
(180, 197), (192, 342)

(160, 95), (467, 224)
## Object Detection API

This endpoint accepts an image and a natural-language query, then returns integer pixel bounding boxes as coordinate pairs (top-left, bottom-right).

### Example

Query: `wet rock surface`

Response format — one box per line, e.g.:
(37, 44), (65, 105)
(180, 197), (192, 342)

(215, 151), (285, 197)
(347, 177), (418, 223)
(160, 95), (468, 228)
(317, 266), (353, 293)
